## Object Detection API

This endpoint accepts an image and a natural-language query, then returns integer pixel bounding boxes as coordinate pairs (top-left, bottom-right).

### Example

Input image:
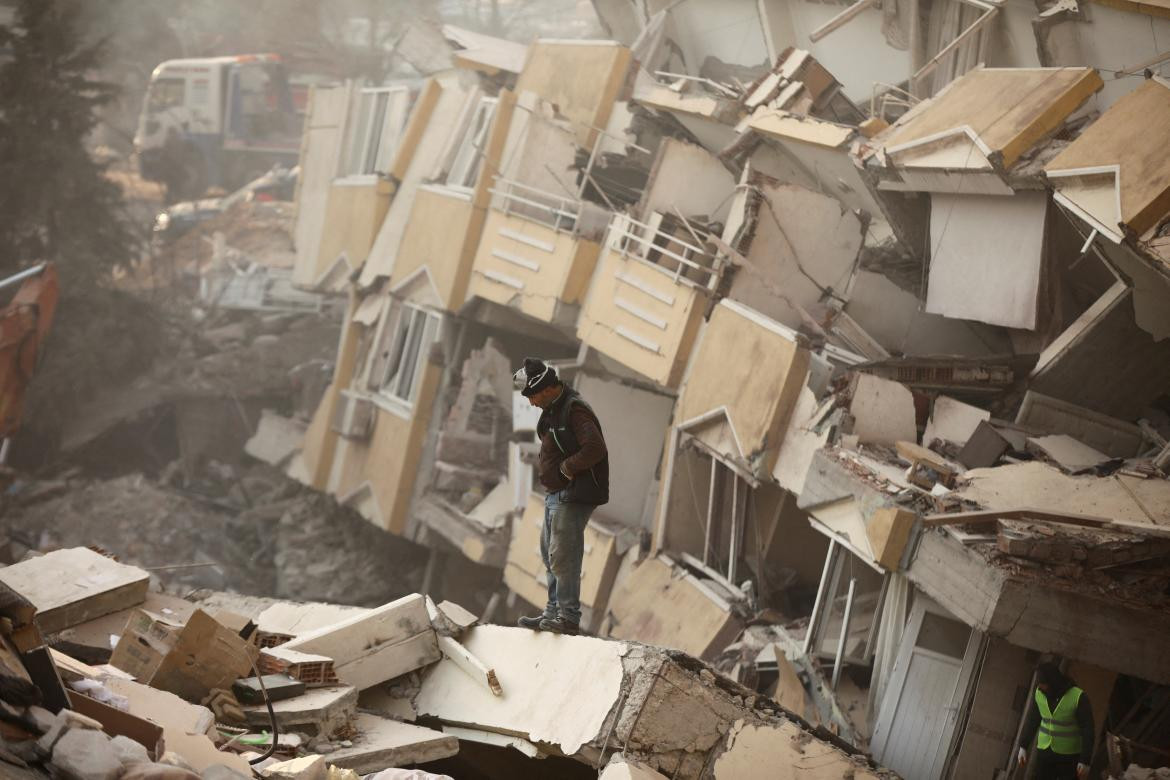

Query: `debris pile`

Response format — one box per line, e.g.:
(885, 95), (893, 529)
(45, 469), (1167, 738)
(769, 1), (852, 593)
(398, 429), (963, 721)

(0, 546), (890, 779)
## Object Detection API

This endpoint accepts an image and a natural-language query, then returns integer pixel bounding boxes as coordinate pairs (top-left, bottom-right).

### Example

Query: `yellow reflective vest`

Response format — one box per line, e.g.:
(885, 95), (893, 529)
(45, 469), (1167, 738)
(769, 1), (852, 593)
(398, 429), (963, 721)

(1035, 686), (1084, 755)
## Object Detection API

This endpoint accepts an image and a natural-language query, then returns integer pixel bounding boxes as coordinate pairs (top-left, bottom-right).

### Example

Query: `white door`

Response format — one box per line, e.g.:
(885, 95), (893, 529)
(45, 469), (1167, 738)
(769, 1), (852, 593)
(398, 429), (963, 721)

(871, 600), (980, 780)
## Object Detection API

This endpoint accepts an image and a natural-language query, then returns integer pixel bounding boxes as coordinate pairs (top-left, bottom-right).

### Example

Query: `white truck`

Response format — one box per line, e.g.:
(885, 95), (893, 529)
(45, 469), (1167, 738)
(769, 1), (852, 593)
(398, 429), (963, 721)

(133, 54), (303, 200)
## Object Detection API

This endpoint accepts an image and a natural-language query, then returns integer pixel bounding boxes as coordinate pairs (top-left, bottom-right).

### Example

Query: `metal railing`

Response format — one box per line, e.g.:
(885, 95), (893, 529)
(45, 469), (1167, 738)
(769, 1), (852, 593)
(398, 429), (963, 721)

(488, 177), (582, 234)
(607, 212), (723, 290)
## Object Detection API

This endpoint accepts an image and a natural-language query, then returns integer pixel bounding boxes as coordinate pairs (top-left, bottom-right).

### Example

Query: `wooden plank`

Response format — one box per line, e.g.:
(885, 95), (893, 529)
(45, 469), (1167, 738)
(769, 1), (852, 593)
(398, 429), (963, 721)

(923, 507), (1112, 529)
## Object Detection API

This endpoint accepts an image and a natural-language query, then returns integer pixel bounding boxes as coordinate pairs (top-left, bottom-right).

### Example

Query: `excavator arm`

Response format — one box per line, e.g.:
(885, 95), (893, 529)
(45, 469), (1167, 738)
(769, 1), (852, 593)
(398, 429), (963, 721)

(0, 263), (59, 448)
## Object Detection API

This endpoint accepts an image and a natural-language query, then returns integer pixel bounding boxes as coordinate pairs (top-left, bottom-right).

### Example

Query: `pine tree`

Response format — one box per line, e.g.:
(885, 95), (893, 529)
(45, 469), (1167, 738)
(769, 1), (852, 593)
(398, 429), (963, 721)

(0, 0), (137, 281)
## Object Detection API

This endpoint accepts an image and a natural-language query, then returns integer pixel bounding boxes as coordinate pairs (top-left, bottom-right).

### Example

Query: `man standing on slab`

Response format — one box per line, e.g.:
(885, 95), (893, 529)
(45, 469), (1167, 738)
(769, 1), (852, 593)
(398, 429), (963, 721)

(513, 358), (608, 636)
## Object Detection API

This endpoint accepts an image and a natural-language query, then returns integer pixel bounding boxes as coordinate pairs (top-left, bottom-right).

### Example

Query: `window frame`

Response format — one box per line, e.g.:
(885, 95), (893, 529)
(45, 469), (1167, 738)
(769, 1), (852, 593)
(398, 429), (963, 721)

(370, 300), (442, 409)
(338, 85), (412, 181)
(434, 93), (498, 192)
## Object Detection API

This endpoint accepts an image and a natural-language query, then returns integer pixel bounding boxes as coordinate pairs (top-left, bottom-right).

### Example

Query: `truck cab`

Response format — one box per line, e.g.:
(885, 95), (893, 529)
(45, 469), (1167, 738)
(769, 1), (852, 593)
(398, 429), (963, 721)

(134, 54), (302, 200)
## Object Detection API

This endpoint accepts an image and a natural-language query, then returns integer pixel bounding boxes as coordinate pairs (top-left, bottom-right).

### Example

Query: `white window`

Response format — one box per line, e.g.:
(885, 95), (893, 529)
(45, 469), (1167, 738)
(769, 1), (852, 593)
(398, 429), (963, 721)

(439, 95), (497, 191)
(341, 86), (412, 178)
(369, 302), (441, 406)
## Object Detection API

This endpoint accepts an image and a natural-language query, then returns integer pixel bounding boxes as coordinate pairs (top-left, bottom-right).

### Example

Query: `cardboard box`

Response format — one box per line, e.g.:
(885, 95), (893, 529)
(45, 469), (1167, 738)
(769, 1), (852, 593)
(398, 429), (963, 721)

(110, 609), (257, 701)
(109, 609), (184, 682)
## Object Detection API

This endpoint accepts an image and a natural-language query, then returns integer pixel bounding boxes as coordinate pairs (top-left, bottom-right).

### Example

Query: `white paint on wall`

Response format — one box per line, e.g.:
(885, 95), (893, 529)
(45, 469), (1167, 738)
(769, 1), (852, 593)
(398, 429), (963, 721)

(926, 192), (1047, 329)
(640, 139), (738, 224)
(845, 271), (1015, 356)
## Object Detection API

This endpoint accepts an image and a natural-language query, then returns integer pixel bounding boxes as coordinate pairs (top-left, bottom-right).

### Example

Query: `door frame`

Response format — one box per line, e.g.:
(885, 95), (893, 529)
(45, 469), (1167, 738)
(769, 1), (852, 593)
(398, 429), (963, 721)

(870, 596), (983, 779)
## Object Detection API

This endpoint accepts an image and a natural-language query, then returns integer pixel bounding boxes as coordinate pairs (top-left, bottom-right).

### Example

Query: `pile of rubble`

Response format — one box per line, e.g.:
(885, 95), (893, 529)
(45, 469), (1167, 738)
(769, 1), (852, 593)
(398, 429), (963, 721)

(0, 472), (424, 607)
(0, 546), (892, 779)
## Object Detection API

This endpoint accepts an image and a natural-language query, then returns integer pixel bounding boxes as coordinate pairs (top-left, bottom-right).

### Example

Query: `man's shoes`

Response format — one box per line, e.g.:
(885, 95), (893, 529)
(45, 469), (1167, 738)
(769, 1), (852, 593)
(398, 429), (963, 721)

(517, 614), (548, 630)
(538, 616), (580, 635)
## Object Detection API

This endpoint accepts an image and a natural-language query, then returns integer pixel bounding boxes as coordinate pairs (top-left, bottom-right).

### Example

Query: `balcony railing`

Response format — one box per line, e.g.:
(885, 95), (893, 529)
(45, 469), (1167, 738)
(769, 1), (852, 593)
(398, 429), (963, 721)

(488, 177), (582, 234)
(607, 212), (723, 291)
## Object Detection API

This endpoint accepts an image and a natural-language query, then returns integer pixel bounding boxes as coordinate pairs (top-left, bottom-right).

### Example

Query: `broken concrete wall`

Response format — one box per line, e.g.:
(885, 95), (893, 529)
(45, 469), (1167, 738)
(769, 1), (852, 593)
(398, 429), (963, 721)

(727, 177), (864, 332)
(415, 623), (884, 779)
(638, 138), (737, 226)
(1030, 284), (1170, 419)
(433, 338), (513, 494)
(514, 41), (633, 149)
(493, 90), (581, 205)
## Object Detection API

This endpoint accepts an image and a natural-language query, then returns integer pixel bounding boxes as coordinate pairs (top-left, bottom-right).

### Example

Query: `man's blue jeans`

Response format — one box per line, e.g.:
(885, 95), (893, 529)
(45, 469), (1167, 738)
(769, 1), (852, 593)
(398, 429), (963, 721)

(540, 490), (595, 625)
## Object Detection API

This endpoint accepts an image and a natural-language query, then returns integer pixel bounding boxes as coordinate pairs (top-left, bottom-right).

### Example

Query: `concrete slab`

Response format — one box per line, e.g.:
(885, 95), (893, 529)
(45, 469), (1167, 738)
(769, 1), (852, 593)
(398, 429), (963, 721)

(279, 594), (440, 690)
(416, 625), (625, 755)
(1026, 434), (1111, 473)
(241, 685), (357, 737)
(0, 548), (149, 634)
(923, 395), (990, 448)
(324, 713), (458, 772)
(255, 601), (371, 646)
(848, 374), (916, 446)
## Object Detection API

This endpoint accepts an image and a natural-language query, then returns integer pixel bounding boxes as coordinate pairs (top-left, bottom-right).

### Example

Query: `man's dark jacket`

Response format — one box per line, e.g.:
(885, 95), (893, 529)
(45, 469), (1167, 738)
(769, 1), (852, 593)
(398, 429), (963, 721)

(536, 386), (608, 505)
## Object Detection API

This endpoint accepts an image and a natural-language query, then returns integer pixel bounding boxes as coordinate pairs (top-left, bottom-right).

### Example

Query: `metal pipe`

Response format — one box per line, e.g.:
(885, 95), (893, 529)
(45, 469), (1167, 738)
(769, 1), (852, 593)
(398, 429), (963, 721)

(832, 577), (858, 690)
(0, 263), (47, 292)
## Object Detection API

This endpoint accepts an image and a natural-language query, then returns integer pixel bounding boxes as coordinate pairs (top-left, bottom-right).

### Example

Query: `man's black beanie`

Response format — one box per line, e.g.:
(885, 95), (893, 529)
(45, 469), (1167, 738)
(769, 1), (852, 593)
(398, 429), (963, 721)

(516, 357), (558, 397)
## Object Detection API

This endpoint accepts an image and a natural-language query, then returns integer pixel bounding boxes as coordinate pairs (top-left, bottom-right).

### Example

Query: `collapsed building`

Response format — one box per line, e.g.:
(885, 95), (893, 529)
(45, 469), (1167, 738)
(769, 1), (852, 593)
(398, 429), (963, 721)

(5, 2), (1170, 778)
(256, 5), (1170, 777)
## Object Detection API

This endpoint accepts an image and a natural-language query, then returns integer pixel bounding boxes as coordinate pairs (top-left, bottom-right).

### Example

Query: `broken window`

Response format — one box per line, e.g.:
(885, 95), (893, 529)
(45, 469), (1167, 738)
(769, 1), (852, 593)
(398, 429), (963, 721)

(804, 539), (888, 677)
(368, 302), (441, 406)
(437, 94), (498, 191)
(341, 86), (412, 178)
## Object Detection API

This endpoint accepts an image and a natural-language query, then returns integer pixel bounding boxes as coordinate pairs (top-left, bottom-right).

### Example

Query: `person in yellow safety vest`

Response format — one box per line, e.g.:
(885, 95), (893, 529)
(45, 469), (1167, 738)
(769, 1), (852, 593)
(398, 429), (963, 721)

(1016, 662), (1094, 780)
